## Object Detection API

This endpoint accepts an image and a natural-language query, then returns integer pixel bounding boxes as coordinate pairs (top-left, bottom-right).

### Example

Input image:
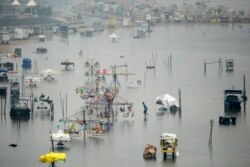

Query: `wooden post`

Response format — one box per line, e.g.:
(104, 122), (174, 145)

(168, 55), (170, 68)
(50, 130), (55, 167)
(170, 53), (172, 70)
(4, 96), (6, 115)
(21, 75), (24, 96)
(209, 119), (214, 147)
(243, 75), (247, 100)
(178, 89), (182, 112)
(144, 72), (146, 88)
(30, 92), (34, 114)
(0, 98), (2, 115)
(204, 61), (206, 75)
(218, 58), (223, 73)
(83, 109), (86, 141)
(66, 93), (68, 121)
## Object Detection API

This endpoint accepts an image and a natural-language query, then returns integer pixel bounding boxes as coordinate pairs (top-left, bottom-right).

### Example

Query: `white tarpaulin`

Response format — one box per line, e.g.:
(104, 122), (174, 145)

(51, 130), (71, 142)
(156, 94), (179, 111)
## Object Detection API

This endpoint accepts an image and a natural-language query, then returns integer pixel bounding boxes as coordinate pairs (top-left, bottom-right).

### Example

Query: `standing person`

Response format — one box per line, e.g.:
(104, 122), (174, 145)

(142, 102), (148, 119)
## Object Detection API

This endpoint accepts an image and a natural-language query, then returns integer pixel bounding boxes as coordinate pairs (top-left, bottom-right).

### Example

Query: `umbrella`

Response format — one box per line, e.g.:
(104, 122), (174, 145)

(38, 35), (46, 39)
(41, 69), (58, 76)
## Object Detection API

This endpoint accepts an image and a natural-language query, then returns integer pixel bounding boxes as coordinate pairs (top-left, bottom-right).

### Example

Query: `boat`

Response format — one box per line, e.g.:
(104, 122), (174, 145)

(143, 144), (157, 159)
(224, 89), (243, 111)
(10, 99), (30, 116)
(160, 133), (178, 160)
(156, 94), (179, 112)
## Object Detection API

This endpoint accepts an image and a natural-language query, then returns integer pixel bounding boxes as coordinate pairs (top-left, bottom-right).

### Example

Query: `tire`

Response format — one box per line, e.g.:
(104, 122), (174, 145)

(163, 152), (167, 160)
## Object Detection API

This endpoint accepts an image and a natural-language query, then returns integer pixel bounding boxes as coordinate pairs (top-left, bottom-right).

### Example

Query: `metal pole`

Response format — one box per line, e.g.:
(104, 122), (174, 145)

(209, 119), (214, 147)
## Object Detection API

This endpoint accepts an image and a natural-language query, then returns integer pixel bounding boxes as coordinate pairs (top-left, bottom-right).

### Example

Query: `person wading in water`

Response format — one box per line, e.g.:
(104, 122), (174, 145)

(142, 102), (148, 120)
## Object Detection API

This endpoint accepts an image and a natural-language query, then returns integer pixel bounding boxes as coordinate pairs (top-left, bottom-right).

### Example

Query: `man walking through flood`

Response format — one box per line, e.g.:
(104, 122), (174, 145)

(142, 102), (148, 119)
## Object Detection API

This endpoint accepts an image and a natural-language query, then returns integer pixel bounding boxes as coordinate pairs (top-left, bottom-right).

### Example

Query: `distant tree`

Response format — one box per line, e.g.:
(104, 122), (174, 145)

(37, 5), (52, 16)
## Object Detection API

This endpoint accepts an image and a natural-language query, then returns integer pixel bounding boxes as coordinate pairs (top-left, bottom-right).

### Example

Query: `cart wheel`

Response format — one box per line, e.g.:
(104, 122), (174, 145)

(172, 152), (176, 159)
(163, 152), (167, 160)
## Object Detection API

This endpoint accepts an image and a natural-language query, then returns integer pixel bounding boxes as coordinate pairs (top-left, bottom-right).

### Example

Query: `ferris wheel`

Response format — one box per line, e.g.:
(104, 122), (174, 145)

(84, 59), (100, 87)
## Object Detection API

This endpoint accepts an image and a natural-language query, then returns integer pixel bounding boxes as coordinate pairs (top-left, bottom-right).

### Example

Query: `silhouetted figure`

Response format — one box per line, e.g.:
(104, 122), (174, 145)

(142, 102), (148, 119)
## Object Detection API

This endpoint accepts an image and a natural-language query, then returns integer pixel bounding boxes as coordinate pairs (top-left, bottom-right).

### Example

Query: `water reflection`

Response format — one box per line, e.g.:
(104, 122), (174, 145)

(160, 157), (176, 166)
(209, 145), (213, 161)
(33, 110), (53, 121)
(10, 115), (30, 122)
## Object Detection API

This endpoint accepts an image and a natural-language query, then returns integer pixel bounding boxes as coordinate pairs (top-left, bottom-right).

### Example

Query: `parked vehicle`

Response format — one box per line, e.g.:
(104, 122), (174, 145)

(160, 133), (178, 160)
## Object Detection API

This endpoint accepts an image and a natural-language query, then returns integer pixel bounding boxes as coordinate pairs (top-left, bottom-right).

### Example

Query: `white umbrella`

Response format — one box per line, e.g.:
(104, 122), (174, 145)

(41, 69), (58, 76)
(41, 69), (58, 80)
(38, 34), (46, 39)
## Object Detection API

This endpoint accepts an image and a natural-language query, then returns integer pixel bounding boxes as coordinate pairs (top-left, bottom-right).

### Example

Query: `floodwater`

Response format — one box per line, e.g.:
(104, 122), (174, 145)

(1, 23), (250, 167)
